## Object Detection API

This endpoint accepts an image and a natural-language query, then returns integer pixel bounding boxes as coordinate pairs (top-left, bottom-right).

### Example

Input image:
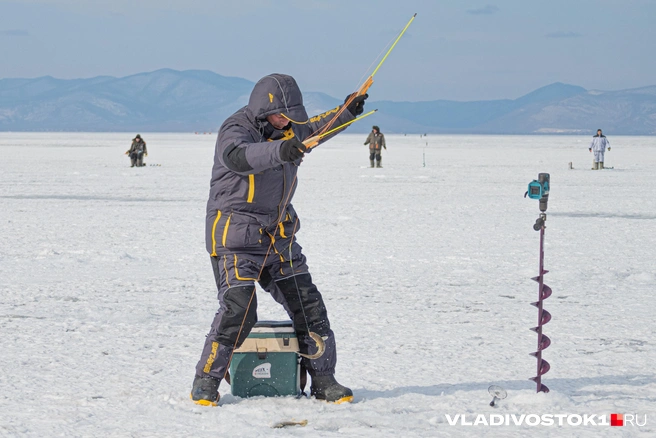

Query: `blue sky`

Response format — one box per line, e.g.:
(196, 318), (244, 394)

(1, 0), (654, 101)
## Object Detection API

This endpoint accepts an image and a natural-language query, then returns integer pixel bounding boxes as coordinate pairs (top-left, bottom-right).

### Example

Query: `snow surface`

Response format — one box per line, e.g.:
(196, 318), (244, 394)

(0, 132), (654, 437)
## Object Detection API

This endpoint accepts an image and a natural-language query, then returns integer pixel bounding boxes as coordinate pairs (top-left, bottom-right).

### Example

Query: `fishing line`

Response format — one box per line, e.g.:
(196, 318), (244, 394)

(310, 13), (417, 139)
(353, 32), (398, 93)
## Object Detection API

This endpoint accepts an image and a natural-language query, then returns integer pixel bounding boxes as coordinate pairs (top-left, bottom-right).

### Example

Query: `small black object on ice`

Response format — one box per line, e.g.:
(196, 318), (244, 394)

(488, 385), (507, 407)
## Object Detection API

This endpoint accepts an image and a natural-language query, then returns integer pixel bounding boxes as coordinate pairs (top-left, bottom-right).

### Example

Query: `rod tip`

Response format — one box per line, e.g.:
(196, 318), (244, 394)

(413, 13), (417, 17)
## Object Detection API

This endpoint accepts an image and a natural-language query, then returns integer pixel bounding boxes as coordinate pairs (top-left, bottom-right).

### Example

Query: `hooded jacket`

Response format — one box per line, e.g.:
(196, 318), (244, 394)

(205, 74), (355, 257)
(589, 133), (610, 152)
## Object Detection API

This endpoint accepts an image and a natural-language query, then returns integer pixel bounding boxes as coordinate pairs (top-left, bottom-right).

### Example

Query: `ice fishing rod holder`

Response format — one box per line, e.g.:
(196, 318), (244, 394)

(526, 173), (551, 393)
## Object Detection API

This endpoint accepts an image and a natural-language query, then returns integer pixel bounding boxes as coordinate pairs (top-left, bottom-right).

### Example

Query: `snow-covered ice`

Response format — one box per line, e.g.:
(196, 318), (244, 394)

(1, 132), (654, 437)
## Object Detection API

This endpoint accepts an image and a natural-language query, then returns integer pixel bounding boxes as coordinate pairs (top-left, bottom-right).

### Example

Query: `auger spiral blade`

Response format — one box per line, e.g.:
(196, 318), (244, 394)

(529, 334), (552, 351)
(530, 221), (551, 393)
(529, 358), (551, 394)
(538, 308), (552, 325)
(540, 284), (552, 300)
(528, 377), (550, 394)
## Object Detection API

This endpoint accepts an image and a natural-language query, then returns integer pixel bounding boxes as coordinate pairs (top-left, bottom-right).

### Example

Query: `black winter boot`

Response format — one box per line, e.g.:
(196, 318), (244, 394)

(190, 375), (221, 406)
(310, 374), (353, 404)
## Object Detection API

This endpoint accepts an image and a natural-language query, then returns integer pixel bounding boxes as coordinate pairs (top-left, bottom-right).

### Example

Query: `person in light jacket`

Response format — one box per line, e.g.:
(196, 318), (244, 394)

(190, 73), (367, 407)
(589, 129), (611, 169)
(364, 125), (386, 167)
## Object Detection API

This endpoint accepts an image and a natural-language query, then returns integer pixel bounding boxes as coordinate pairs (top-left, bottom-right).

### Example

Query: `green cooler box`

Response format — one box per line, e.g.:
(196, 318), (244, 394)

(229, 320), (301, 398)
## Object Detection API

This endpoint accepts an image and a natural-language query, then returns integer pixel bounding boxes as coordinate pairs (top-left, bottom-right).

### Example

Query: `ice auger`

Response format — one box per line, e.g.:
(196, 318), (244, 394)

(525, 173), (551, 393)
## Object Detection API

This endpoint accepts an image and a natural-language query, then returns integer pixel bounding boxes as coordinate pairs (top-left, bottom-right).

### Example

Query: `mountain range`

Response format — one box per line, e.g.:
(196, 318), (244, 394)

(1, 69), (655, 134)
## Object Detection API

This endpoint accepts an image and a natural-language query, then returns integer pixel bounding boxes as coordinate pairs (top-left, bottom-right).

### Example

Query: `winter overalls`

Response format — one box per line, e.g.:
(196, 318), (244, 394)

(196, 75), (355, 383)
(364, 131), (386, 167)
(589, 134), (610, 169)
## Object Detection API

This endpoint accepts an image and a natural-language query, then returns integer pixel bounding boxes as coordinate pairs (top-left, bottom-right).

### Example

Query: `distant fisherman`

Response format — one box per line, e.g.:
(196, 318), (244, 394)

(364, 125), (386, 168)
(589, 129), (610, 170)
(125, 134), (148, 167)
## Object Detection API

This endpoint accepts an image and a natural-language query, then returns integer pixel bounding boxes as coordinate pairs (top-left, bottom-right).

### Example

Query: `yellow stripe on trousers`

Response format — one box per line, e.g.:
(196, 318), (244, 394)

(203, 341), (219, 373)
(233, 254), (257, 281)
(210, 211), (222, 256)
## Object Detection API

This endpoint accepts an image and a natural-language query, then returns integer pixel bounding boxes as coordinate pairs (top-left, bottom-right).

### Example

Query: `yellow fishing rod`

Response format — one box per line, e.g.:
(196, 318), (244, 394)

(356, 12), (417, 97)
(303, 109), (378, 148)
(311, 13), (417, 140)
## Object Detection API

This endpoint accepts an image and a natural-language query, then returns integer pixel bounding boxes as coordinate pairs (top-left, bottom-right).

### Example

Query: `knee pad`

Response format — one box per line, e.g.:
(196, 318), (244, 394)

(276, 274), (331, 336)
(216, 285), (258, 347)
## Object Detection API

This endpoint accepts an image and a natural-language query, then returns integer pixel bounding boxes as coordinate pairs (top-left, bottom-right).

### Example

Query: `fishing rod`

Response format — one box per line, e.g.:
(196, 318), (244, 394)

(313, 13), (417, 139)
(356, 12), (417, 97)
(303, 109), (378, 148)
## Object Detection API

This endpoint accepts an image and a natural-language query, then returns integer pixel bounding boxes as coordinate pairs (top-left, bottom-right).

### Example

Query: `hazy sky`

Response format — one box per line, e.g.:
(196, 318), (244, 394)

(1, 0), (654, 101)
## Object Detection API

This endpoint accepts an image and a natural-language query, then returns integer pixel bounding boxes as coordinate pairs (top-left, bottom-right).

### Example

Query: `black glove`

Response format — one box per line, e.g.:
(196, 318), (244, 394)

(345, 93), (368, 116)
(280, 137), (307, 162)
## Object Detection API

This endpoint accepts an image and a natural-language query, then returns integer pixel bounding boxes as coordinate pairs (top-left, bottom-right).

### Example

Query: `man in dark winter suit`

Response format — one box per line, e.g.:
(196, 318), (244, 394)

(190, 74), (367, 406)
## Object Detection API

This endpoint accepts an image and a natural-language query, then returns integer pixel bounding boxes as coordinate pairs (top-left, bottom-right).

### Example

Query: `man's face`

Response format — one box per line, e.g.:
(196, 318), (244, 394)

(267, 114), (289, 130)
(597, 130), (602, 135)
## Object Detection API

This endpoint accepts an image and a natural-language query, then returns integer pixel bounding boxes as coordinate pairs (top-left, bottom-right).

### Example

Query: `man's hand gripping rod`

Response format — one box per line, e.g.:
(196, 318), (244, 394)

(302, 13), (417, 149)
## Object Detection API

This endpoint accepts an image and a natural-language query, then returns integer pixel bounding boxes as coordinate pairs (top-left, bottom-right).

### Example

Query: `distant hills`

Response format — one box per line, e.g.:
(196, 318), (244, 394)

(1, 69), (655, 134)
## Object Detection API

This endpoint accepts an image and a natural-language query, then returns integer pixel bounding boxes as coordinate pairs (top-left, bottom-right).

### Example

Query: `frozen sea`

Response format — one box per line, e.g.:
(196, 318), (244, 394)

(0, 132), (654, 437)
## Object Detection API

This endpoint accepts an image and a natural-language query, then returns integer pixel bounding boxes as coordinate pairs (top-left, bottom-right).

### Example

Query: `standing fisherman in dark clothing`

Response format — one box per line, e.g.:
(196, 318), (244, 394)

(125, 134), (148, 167)
(190, 74), (367, 406)
(364, 125), (386, 167)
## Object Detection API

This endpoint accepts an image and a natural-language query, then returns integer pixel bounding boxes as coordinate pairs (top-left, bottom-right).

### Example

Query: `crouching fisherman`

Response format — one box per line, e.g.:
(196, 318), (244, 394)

(190, 74), (367, 406)
(125, 134), (147, 167)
